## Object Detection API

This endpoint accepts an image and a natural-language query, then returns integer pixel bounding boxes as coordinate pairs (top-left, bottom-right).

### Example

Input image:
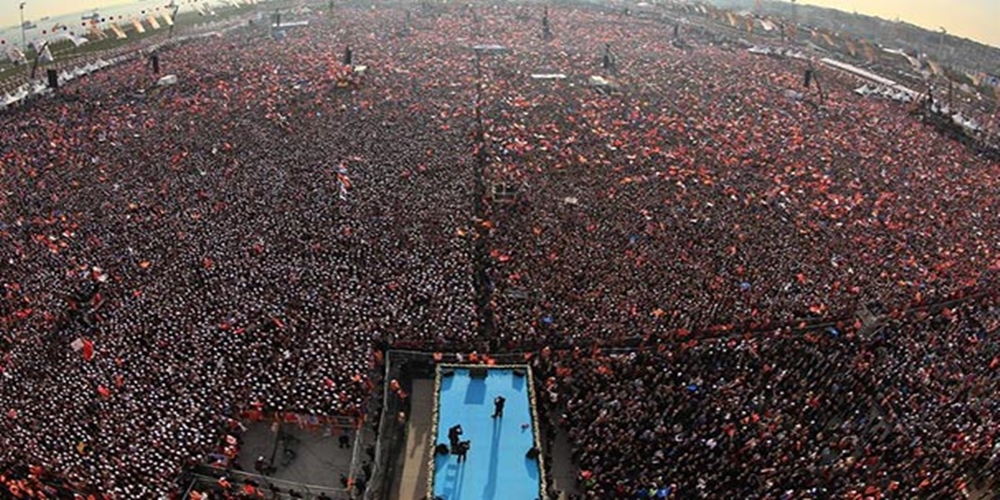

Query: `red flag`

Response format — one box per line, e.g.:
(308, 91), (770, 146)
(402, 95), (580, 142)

(82, 338), (94, 361)
(97, 386), (111, 399)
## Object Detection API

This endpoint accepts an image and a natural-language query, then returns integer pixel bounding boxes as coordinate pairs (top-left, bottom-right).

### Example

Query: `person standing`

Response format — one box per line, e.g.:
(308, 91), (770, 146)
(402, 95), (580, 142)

(492, 395), (506, 418)
(448, 424), (463, 450)
(456, 440), (470, 463)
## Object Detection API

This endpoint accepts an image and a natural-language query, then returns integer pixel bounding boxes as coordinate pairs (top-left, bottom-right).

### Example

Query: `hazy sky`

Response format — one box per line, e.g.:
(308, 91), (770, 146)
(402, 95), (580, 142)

(1, 0), (999, 49)
(799, 0), (1000, 48)
(0, 0), (140, 27)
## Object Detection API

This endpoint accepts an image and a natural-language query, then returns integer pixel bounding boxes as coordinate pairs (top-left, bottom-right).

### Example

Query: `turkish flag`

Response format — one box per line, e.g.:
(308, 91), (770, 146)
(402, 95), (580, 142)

(82, 338), (94, 361)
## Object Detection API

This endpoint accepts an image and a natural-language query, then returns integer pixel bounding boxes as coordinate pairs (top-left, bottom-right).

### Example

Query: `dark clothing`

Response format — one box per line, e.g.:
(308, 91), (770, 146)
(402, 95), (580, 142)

(448, 424), (463, 449)
(492, 396), (506, 418)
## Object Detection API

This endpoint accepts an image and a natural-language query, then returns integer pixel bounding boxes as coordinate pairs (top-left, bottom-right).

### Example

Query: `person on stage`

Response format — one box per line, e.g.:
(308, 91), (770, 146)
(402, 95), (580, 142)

(492, 396), (506, 418)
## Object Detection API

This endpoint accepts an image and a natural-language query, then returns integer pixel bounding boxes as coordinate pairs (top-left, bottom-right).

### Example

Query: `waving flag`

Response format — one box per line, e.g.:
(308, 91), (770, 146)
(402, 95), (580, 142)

(82, 338), (94, 361)
(336, 163), (352, 201)
(337, 172), (353, 189)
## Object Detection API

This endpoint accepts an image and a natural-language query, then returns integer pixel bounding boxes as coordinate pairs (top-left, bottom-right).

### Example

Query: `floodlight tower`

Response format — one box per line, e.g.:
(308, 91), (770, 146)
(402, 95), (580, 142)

(937, 27), (947, 59)
(20, 2), (27, 52)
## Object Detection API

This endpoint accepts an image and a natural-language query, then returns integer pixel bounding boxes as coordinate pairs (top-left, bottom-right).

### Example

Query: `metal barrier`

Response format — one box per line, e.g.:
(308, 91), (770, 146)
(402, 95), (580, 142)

(363, 350), (403, 500)
(188, 466), (352, 500)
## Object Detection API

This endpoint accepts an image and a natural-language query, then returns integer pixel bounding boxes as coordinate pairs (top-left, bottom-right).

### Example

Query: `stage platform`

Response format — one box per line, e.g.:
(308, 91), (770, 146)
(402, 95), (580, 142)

(430, 366), (544, 500)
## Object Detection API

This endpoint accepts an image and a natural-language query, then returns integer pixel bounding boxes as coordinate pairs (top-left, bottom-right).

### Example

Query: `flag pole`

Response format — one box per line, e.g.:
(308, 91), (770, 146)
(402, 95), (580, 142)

(29, 40), (48, 80)
(168, 4), (180, 39)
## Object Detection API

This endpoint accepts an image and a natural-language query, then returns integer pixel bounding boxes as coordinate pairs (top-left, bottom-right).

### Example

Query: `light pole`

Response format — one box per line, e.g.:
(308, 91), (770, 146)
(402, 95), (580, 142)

(938, 27), (947, 59)
(19, 2), (27, 53)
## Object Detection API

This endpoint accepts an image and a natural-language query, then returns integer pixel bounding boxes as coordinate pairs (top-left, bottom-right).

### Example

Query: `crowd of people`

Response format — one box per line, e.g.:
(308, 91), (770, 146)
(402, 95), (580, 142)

(0, 2), (997, 498)
(0, 8), (481, 497)
(533, 296), (1000, 498)
(472, 8), (999, 348)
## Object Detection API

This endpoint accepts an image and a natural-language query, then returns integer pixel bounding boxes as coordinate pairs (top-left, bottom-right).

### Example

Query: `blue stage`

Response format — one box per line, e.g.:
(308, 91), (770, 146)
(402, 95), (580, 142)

(431, 366), (543, 500)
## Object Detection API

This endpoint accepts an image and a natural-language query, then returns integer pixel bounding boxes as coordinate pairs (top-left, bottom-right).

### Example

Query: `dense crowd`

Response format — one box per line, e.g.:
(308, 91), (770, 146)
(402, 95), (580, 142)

(472, 10), (999, 347)
(0, 9), (480, 497)
(0, 2), (997, 498)
(534, 296), (1000, 498)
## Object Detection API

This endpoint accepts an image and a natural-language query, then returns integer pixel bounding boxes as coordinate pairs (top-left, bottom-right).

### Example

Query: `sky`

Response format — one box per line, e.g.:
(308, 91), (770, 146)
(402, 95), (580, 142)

(799, 0), (1000, 48)
(1, 0), (999, 49)
(0, 0), (138, 27)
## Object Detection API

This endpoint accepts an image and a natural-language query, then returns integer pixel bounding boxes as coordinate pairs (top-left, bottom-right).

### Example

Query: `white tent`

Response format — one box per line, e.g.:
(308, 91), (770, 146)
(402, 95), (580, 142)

(272, 20), (309, 28)
(157, 74), (178, 87)
(10, 85), (29, 102)
(472, 44), (509, 54)
(30, 82), (51, 96)
(589, 75), (611, 87)
(48, 32), (89, 47)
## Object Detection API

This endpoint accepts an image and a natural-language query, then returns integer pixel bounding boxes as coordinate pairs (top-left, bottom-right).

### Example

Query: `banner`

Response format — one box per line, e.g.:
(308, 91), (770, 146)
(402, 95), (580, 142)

(927, 59), (943, 76)
(5, 46), (27, 65)
(110, 23), (127, 39)
(821, 32), (837, 48)
(845, 40), (857, 57)
(863, 42), (876, 63)
(88, 23), (106, 40)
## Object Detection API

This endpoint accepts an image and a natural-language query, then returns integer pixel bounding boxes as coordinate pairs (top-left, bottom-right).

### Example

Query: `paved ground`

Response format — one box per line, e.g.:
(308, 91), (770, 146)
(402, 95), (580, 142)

(548, 415), (581, 500)
(392, 378), (435, 500)
(237, 421), (356, 489)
